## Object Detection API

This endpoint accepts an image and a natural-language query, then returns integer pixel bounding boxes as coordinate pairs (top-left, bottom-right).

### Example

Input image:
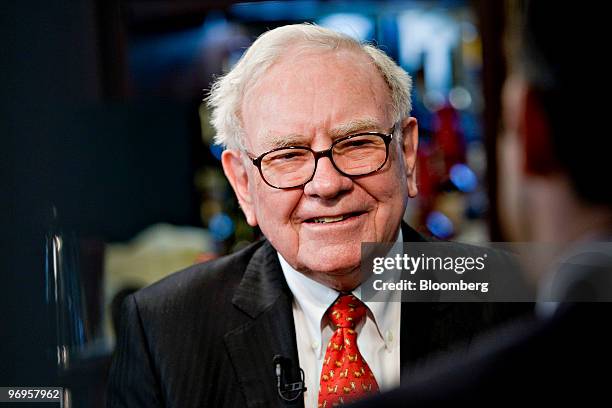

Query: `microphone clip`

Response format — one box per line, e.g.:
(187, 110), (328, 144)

(273, 355), (307, 402)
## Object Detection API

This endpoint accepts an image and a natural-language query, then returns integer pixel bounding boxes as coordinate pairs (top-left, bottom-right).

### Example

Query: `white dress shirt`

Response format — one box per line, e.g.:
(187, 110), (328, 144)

(278, 230), (403, 408)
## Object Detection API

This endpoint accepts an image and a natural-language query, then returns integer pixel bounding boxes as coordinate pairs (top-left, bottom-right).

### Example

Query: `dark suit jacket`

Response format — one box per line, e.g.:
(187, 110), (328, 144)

(349, 304), (612, 407)
(349, 246), (612, 407)
(107, 224), (530, 407)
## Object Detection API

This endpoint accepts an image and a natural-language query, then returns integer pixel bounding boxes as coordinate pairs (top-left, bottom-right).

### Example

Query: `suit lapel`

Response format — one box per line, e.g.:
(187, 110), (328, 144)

(224, 224), (440, 402)
(224, 241), (303, 408)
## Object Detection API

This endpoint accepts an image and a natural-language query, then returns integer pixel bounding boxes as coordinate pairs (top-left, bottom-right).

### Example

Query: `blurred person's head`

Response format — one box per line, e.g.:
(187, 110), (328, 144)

(207, 24), (418, 290)
(499, 1), (611, 243)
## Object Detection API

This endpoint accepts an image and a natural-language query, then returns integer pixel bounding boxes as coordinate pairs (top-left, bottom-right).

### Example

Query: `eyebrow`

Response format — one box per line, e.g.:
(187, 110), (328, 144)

(260, 117), (385, 150)
(261, 133), (310, 149)
(329, 117), (384, 138)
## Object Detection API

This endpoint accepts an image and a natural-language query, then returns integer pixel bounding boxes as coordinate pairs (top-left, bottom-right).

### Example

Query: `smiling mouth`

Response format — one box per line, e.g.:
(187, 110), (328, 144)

(305, 212), (366, 224)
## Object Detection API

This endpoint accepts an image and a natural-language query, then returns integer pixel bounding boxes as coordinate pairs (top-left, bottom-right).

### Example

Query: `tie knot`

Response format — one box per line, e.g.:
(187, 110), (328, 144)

(327, 294), (367, 329)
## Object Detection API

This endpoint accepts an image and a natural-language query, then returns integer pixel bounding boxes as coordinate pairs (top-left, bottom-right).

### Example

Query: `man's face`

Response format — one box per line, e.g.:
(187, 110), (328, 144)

(222, 48), (418, 290)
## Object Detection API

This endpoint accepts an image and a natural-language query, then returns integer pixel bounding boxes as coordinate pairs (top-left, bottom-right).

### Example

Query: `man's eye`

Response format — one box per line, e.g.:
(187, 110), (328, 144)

(272, 152), (299, 160)
(268, 150), (309, 161)
(338, 138), (379, 150)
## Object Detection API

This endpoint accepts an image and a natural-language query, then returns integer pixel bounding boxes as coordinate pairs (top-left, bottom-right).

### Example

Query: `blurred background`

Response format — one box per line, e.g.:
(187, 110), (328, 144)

(2, 0), (512, 406)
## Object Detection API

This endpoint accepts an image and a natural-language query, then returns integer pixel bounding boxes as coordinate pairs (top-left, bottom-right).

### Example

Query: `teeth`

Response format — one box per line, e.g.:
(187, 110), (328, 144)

(312, 215), (345, 223)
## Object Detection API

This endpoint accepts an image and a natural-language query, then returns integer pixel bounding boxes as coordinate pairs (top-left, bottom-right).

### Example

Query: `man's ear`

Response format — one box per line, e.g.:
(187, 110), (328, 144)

(221, 149), (258, 226)
(520, 87), (558, 175)
(400, 117), (419, 197)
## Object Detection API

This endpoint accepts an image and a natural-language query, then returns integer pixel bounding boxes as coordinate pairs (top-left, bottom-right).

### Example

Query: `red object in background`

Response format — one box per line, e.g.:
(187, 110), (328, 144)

(434, 104), (466, 170)
(415, 104), (468, 233)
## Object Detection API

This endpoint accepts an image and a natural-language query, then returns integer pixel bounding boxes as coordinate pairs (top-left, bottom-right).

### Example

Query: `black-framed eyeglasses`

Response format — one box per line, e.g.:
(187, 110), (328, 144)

(247, 126), (395, 189)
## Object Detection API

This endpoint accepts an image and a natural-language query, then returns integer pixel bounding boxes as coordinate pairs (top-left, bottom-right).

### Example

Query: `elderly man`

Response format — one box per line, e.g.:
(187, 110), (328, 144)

(107, 24), (524, 408)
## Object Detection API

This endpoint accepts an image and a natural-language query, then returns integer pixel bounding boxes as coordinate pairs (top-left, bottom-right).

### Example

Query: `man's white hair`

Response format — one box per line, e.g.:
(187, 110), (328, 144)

(206, 23), (412, 150)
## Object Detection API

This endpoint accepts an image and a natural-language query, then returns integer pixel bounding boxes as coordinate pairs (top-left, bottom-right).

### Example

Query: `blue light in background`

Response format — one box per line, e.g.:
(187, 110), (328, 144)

(397, 10), (459, 94)
(230, 1), (319, 21)
(209, 144), (224, 161)
(449, 163), (477, 192)
(209, 212), (235, 241)
(317, 13), (374, 41)
(426, 211), (454, 239)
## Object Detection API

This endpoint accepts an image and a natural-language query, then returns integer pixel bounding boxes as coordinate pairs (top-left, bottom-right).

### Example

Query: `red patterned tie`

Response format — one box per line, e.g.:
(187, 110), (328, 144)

(318, 294), (379, 407)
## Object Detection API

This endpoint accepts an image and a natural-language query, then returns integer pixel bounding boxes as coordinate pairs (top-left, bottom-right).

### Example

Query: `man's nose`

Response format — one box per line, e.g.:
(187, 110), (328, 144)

(303, 156), (352, 199)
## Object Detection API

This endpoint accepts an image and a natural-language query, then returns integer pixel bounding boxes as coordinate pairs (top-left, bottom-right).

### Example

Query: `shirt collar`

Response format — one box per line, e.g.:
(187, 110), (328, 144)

(355, 228), (403, 345)
(278, 228), (403, 347)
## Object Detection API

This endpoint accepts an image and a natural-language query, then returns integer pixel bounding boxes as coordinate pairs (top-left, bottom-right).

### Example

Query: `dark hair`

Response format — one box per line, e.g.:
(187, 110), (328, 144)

(518, 1), (609, 205)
